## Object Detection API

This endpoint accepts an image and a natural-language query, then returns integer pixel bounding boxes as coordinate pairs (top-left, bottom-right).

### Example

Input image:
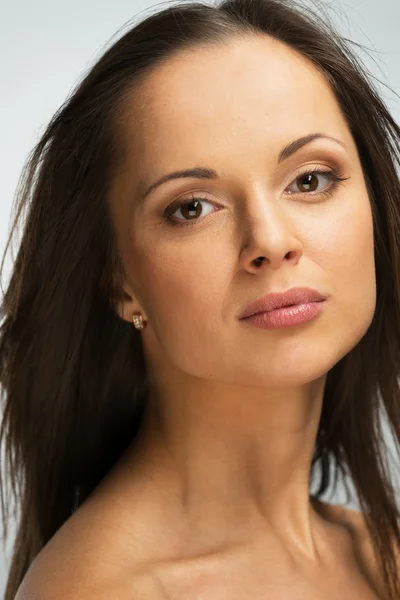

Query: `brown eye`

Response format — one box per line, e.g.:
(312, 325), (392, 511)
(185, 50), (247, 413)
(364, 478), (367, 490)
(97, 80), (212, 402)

(179, 200), (203, 220)
(162, 167), (349, 230)
(163, 195), (216, 227)
(290, 169), (334, 194)
(286, 168), (348, 198)
(296, 172), (319, 192)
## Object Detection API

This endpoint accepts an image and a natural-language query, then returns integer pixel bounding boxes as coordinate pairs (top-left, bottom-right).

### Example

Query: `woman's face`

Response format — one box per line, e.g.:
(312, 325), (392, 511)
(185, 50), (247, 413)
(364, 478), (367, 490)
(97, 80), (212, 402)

(110, 35), (376, 389)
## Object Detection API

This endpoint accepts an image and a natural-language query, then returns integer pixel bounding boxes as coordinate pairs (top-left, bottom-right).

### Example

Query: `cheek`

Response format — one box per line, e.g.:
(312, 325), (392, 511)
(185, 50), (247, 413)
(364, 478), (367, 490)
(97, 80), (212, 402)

(319, 199), (376, 334)
(133, 241), (226, 320)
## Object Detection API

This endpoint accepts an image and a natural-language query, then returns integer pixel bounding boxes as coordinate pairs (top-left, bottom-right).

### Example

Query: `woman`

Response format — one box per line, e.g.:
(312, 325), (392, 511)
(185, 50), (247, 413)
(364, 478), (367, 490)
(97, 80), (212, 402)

(1, 0), (400, 598)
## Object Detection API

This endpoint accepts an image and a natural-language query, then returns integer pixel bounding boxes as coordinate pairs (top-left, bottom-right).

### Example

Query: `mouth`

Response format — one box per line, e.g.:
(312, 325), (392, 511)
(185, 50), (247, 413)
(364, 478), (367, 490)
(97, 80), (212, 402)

(239, 288), (327, 320)
(240, 298), (327, 329)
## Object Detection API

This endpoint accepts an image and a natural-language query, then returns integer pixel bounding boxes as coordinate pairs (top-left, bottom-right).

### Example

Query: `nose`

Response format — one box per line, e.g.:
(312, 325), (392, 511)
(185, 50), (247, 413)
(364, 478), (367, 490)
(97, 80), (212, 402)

(238, 203), (304, 272)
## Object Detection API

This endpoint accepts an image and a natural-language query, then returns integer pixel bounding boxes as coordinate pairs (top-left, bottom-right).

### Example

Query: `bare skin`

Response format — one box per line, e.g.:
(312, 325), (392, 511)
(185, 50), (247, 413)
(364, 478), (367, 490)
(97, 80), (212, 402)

(109, 34), (378, 561)
(17, 34), (383, 599)
(19, 456), (386, 599)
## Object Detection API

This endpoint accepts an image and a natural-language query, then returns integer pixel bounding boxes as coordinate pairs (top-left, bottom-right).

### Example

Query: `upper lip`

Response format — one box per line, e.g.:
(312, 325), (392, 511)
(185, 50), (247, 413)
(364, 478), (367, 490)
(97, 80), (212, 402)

(239, 286), (327, 319)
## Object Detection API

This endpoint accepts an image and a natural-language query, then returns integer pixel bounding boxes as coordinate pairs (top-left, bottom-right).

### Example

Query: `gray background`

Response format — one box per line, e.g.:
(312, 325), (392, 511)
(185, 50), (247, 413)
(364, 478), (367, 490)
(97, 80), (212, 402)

(1, 0), (400, 595)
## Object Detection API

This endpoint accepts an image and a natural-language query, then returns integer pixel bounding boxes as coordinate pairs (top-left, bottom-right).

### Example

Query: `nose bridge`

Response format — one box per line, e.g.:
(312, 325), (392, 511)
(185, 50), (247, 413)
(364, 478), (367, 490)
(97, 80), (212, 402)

(240, 184), (294, 240)
(237, 184), (303, 268)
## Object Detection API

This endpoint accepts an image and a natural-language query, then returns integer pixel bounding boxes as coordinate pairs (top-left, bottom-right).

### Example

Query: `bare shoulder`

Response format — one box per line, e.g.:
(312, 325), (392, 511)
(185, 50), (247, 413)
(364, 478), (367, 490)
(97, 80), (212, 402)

(332, 503), (400, 598)
(13, 487), (163, 600)
(14, 552), (126, 600)
(14, 547), (159, 600)
(15, 564), (162, 600)
(14, 490), (399, 600)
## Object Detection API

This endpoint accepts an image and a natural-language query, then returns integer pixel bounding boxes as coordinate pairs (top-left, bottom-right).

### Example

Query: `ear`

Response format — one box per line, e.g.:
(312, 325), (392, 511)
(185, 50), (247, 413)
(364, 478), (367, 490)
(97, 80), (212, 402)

(112, 283), (147, 325)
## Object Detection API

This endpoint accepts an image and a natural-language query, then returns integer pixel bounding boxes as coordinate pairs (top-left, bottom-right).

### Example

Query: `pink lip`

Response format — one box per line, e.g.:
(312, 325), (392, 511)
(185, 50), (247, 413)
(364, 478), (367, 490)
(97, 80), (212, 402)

(239, 286), (327, 320)
(241, 301), (326, 330)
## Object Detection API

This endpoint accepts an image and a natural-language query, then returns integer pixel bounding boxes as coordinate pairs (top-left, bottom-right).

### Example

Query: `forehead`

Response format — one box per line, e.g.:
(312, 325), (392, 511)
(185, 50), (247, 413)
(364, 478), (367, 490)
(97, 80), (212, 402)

(120, 35), (352, 181)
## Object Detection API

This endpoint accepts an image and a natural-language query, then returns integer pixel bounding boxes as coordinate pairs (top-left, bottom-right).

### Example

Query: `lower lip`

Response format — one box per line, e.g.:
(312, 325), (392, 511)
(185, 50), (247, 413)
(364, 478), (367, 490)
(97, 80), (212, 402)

(241, 301), (326, 330)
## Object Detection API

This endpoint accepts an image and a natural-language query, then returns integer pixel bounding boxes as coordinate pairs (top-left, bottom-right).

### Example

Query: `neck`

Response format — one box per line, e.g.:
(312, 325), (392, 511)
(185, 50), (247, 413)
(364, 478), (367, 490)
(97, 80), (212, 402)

(127, 373), (328, 562)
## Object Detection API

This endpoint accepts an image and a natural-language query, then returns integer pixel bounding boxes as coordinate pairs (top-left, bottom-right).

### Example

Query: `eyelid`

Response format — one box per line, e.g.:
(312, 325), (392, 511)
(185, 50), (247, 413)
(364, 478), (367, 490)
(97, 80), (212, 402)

(282, 162), (341, 188)
(162, 165), (350, 229)
(163, 168), (347, 231)
(168, 162), (346, 206)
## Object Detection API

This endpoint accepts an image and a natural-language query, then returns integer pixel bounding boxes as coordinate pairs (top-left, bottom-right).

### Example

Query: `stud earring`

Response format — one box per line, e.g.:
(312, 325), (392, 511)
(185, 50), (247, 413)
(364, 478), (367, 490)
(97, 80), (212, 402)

(132, 313), (147, 330)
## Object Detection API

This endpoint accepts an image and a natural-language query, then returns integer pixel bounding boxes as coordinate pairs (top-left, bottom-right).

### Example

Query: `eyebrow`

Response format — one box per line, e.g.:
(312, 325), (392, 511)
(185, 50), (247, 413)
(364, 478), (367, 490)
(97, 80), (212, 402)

(140, 132), (347, 201)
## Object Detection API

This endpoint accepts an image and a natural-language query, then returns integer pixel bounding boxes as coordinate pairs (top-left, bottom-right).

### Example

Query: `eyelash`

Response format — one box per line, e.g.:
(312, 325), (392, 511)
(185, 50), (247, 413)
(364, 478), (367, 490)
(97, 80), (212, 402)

(162, 166), (350, 229)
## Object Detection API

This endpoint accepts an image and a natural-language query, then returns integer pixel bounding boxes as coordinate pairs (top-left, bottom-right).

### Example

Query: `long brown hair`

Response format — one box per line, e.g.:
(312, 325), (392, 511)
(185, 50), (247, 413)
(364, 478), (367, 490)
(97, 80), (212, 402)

(1, 0), (400, 597)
